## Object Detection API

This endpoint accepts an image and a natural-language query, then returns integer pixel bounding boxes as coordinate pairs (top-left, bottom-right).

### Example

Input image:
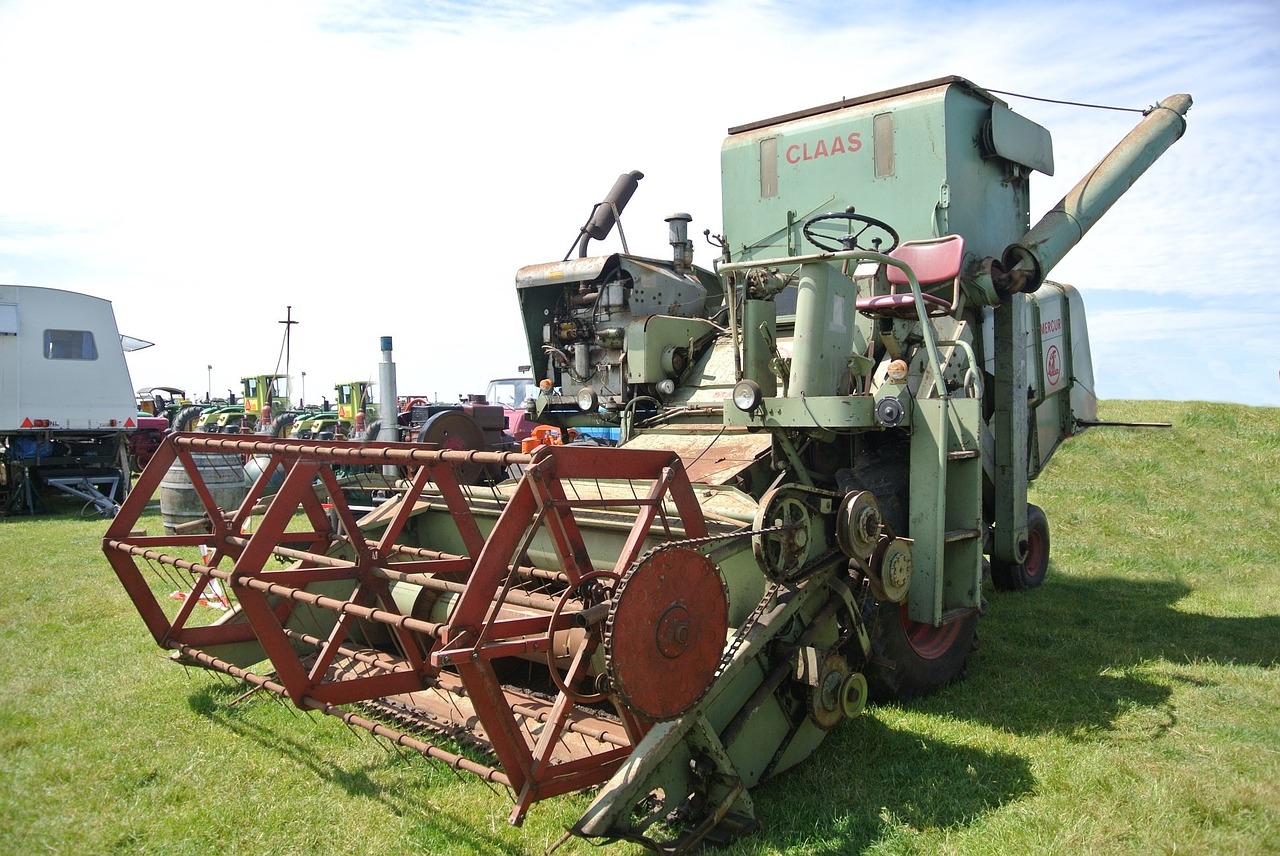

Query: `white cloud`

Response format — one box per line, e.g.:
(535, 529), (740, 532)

(0, 0), (1275, 407)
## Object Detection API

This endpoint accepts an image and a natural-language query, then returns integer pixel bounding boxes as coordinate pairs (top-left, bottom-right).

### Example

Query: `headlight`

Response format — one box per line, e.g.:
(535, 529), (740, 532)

(732, 379), (763, 413)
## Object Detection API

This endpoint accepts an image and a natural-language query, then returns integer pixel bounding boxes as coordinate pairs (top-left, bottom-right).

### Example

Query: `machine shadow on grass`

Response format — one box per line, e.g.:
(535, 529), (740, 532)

(745, 716), (1035, 853)
(169, 568), (1278, 854)
(958, 573), (1280, 739)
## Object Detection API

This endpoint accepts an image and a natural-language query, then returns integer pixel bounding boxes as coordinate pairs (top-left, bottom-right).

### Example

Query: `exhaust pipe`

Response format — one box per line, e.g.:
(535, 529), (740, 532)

(576, 170), (644, 257)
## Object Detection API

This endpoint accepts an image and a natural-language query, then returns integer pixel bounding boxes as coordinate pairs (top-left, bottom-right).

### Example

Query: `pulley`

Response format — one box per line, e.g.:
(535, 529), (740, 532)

(752, 484), (838, 584)
(836, 491), (881, 560)
(806, 651), (853, 730)
(869, 537), (913, 603)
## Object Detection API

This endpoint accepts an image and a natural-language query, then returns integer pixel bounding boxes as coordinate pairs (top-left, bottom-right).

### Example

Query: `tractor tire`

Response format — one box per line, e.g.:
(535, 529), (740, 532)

(990, 504), (1050, 591)
(267, 413), (296, 438)
(171, 405), (205, 434)
(865, 600), (978, 702)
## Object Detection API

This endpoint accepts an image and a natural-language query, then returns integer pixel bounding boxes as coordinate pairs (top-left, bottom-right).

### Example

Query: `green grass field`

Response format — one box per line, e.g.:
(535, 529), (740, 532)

(1, 400), (1276, 855)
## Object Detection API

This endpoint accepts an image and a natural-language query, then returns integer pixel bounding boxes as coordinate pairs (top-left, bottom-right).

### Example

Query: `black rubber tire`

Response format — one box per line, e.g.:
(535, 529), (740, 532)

(268, 412), (297, 438)
(990, 504), (1050, 591)
(171, 405), (206, 434)
(866, 600), (978, 702)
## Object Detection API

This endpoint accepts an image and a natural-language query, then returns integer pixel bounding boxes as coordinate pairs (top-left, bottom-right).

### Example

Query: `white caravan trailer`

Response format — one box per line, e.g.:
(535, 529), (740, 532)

(0, 284), (149, 515)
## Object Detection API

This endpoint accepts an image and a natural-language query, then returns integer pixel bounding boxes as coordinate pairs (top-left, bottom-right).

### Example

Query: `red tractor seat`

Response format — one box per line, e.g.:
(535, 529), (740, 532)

(857, 234), (964, 318)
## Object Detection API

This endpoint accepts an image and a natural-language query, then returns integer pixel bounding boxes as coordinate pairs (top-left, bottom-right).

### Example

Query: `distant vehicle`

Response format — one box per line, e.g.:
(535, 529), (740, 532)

(0, 284), (148, 514)
(135, 385), (192, 422)
(293, 380), (377, 440)
(485, 375), (538, 441)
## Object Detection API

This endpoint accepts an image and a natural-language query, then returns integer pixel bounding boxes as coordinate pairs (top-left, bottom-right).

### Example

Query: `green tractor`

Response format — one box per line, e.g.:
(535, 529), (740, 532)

(198, 374), (292, 434)
(292, 380), (378, 440)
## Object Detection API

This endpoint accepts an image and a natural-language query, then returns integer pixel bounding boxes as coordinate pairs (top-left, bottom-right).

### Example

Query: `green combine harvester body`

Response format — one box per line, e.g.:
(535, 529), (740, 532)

(105, 77), (1191, 852)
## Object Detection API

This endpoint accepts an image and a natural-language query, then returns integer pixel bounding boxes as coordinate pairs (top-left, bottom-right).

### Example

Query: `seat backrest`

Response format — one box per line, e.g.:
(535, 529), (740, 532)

(886, 234), (965, 286)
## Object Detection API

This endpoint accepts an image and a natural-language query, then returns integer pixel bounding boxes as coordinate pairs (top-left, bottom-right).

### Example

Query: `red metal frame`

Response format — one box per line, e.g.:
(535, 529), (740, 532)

(104, 433), (708, 824)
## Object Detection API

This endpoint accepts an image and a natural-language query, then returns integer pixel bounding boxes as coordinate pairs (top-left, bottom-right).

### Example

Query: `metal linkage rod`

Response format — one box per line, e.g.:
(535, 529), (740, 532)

(508, 702), (630, 749)
(172, 433), (532, 469)
(175, 644), (511, 787)
(386, 544), (569, 584)
(103, 541), (446, 639)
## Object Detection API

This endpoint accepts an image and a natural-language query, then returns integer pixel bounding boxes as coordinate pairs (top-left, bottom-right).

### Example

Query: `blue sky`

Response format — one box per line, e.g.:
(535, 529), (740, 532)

(1, 0), (1277, 407)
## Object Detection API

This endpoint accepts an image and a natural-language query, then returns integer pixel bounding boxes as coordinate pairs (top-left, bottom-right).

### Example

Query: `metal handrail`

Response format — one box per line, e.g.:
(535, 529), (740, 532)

(719, 249), (949, 400)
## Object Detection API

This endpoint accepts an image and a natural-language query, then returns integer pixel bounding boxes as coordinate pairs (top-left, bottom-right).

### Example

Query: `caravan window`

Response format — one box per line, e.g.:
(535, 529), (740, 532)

(44, 329), (98, 360)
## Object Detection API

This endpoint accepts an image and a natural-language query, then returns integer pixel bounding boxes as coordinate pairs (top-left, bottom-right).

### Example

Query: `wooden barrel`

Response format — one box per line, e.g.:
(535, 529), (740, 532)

(159, 452), (249, 534)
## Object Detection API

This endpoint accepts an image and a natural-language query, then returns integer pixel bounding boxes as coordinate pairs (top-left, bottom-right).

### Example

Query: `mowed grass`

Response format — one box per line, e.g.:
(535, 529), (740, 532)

(1, 399), (1276, 855)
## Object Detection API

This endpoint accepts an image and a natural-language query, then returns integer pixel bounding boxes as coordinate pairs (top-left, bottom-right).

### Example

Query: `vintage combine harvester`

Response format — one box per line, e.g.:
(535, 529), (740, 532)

(104, 77), (1190, 850)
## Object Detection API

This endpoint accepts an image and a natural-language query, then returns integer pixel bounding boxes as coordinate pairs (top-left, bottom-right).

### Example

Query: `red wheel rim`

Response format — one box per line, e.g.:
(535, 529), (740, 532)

(901, 607), (964, 659)
(1025, 529), (1046, 581)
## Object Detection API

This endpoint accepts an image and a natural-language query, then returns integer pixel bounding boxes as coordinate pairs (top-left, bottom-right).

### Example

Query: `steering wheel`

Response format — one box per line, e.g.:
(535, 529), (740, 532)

(802, 207), (899, 254)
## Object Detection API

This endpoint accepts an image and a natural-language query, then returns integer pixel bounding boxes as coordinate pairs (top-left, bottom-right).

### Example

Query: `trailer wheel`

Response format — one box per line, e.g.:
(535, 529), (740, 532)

(866, 601), (977, 702)
(990, 504), (1050, 591)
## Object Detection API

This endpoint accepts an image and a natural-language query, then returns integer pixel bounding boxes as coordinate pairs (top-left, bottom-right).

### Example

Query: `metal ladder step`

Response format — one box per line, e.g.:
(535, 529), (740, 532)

(944, 528), (983, 543)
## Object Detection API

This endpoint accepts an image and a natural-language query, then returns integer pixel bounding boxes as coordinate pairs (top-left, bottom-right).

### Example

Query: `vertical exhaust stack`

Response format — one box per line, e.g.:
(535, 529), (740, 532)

(997, 93), (1193, 294)
(667, 212), (694, 273)
(377, 336), (399, 474)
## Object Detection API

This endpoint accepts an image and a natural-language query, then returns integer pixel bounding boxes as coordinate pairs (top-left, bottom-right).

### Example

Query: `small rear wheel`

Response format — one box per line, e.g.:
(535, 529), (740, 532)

(866, 600), (977, 702)
(990, 504), (1050, 591)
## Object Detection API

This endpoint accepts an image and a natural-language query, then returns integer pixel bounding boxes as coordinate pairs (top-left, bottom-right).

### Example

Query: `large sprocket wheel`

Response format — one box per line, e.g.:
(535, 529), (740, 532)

(417, 409), (487, 484)
(865, 601), (977, 702)
(604, 546), (729, 721)
(990, 504), (1050, 591)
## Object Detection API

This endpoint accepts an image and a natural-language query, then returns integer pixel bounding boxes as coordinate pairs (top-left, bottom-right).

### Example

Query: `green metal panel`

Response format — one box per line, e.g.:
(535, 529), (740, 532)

(907, 397), (983, 625)
(1025, 282), (1099, 476)
(788, 262), (858, 398)
(624, 316), (719, 384)
(741, 299), (778, 396)
(720, 77), (1042, 267)
(993, 295), (1029, 565)
(722, 392), (877, 431)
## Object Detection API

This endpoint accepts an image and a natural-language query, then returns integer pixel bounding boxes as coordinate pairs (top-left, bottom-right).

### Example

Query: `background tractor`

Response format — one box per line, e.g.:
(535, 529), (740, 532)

(197, 373), (293, 434)
(292, 380), (378, 440)
(105, 77), (1190, 852)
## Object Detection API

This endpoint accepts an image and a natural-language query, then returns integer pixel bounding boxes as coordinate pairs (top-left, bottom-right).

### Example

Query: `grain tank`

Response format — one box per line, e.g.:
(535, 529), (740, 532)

(104, 77), (1191, 851)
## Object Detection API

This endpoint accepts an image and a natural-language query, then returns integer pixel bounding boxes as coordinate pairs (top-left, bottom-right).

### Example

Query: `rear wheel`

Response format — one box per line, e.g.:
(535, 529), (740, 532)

(990, 504), (1050, 591)
(866, 600), (977, 702)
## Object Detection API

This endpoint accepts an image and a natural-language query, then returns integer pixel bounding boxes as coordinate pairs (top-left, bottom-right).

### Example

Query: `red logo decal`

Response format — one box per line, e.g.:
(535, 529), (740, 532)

(1046, 344), (1061, 386)
(786, 132), (862, 164)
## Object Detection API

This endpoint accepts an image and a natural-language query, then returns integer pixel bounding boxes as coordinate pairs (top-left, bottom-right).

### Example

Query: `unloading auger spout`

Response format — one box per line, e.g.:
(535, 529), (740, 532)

(993, 93), (1192, 296)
